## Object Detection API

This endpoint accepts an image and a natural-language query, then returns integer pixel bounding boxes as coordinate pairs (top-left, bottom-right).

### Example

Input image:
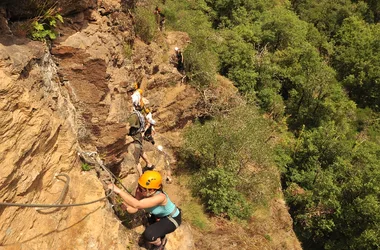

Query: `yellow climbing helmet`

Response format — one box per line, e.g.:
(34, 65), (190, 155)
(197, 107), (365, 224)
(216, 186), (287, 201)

(138, 171), (162, 189)
(137, 89), (143, 95)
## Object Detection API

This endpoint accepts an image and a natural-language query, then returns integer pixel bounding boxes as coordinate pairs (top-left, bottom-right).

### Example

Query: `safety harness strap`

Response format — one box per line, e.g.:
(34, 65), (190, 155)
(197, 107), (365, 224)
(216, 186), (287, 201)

(168, 207), (178, 217)
(168, 216), (179, 228)
(167, 207), (179, 228)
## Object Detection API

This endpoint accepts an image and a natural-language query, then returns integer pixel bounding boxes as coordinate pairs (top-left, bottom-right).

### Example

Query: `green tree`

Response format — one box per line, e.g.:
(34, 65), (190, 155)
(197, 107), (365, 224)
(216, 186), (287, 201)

(164, 0), (219, 87)
(215, 29), (258, 91)
(283, 122), (380, 249)
(204, 0), (278, 28)
(184, 44), (218, 87)
(182, 105), (275, 219)
(333, 16), (380, 111)
(363, 0), (380, 22)
(193, 167), (251, 219)
(255, 8), (355, 129)
(290, 0), (367, 38)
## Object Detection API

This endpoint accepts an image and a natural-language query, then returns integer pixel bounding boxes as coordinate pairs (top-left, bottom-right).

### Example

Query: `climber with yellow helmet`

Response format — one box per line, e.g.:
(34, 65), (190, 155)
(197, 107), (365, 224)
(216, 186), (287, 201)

(108, 171), (181, 250)
(126, 82), (145, 111)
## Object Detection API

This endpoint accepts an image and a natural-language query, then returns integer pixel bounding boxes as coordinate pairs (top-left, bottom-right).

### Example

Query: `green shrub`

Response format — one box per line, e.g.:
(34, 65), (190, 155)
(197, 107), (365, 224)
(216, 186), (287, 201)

(122, 42), (133, 59)
(134, 7), (157, 43)
(193, 167), (252, 220)
(265, 234), (272, 241)
(81, 163), (92, 171)
(182, 105), (275, 220)
(30, 7), (63, 41)
(184, 44), (218, 88)
(162, 0), (219, 87)
(181, 199), (211, 231)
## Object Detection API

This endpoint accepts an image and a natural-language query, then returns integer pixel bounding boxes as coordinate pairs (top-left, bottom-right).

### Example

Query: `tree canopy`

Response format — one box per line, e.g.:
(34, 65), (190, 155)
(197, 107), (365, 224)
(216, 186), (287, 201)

(164, 0), (380, 248)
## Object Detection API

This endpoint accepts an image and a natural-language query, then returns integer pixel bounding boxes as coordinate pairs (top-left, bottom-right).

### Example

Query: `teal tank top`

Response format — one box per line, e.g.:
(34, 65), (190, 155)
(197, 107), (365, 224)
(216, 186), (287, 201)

(145, 191), (179, 217)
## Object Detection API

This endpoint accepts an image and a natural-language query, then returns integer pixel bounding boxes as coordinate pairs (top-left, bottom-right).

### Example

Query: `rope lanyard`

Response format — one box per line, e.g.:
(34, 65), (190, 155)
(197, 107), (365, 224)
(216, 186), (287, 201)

(0, 150), (126, 209)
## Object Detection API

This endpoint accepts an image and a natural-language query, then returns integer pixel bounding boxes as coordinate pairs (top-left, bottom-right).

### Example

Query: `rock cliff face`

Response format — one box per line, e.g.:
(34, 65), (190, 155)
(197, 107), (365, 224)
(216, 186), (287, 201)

(0, 37), (125, 250)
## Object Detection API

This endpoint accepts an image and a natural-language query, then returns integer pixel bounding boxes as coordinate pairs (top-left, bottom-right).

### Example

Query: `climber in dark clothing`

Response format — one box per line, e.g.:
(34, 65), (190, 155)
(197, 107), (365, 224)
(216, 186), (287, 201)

(159, 12), (165, 31)
(174, 47), (184, 73)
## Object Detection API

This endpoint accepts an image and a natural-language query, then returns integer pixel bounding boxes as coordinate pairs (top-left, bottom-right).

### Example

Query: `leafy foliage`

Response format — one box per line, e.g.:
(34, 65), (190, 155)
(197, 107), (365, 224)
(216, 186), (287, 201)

(81, 163), (92, 171)
(182, 105), (275, 219)
(333, 16), (380, 111)
(122, 42), (133, 59)
(204, 0), (278, 28)
(193, 167), (251, 219)
(282, 121), (380, 249)
(134, 7), (157, 43)
(165, 0), (220, 87)
(363, 0), (380, 22)
(183, 43), (218, 87)
(251, 7), (355, 130)
(290, 0), (367, 38)
(215, 29), (258, 92)
(30, 7), (63, 41)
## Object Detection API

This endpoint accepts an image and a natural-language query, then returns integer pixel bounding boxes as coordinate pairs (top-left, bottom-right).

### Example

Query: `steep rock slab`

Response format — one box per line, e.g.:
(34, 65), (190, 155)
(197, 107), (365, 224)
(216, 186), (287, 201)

(0, 35), (127, 250)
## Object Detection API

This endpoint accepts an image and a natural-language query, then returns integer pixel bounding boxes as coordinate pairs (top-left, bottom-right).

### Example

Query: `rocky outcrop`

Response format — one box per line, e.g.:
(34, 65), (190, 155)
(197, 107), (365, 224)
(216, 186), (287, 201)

(0, 0), (97, 19)
(0, 28), (139, 250)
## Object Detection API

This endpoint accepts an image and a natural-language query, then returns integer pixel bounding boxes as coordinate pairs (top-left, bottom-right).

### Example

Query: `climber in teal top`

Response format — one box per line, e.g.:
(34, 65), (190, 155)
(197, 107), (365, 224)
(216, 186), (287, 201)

(108, 171), (181, 250)
(144, 191), (179, 218)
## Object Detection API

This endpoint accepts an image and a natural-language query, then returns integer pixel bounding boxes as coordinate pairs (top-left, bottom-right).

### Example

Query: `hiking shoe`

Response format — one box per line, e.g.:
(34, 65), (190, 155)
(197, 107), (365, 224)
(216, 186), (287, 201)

(161, 237), (167, 249)
(165, 176), (172, 184)
(150, 237), (167, 250)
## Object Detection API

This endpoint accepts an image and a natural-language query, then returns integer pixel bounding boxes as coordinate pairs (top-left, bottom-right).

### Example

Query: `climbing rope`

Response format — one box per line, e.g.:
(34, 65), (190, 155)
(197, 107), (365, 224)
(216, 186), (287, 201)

(36, 173), (70, 211)
(77, 150), (129, 193)
(0, 184), (113, 209)
(0, 150), (119, 209)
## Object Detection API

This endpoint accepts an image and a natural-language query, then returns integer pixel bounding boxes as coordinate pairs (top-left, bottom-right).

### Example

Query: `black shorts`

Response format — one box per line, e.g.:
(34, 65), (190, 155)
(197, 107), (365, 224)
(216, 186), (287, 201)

(143, 211), (182, 242)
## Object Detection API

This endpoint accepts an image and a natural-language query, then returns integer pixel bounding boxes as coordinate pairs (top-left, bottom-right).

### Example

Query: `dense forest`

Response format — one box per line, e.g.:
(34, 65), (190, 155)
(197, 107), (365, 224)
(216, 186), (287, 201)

(140, 0), (380, 249)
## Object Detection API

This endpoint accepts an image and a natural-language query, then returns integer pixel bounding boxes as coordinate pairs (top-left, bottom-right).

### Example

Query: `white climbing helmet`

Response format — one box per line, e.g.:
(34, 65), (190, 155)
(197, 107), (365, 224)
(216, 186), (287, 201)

(174, 47), (179, 51)
(157, 145), (163, 151)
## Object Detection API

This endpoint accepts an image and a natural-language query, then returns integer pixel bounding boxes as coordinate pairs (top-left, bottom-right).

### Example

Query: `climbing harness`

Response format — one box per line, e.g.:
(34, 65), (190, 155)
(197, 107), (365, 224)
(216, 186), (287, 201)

(166, 207), (180, 228)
